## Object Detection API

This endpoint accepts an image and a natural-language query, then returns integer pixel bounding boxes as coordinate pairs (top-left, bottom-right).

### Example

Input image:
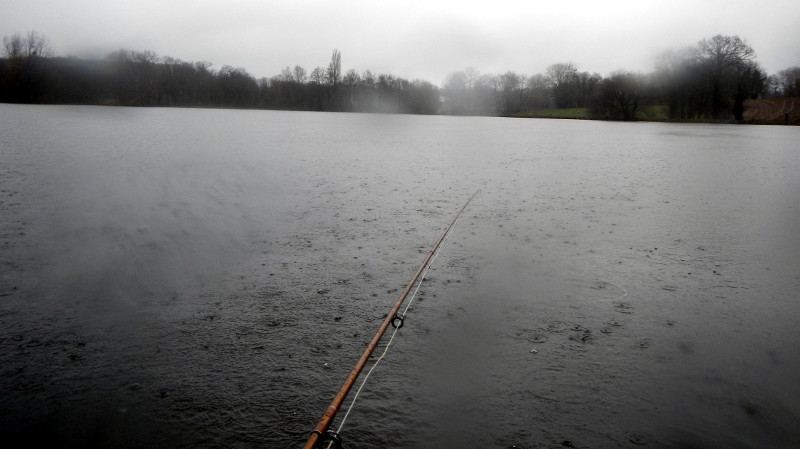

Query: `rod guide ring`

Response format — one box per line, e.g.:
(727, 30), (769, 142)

(391, 313), (405, 328)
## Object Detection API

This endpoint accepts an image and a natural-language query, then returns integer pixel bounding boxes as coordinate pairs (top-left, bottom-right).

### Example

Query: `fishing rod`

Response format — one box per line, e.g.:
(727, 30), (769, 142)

(302, 189), (480, 449)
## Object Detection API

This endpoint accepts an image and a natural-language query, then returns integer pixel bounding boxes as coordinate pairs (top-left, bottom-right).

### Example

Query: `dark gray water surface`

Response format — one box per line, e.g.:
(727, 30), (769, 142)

(1, 104), (799, 448)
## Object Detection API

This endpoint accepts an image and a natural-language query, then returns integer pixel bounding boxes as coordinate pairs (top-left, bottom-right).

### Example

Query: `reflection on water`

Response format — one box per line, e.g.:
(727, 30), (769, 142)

(1, 105), (799, 448)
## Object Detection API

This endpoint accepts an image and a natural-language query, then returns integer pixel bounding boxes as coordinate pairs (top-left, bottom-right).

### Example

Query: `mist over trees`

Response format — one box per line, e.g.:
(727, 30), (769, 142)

(655, 35), (767, 120)
(1, 31), (797, 121)
(767, 66), (800, 98)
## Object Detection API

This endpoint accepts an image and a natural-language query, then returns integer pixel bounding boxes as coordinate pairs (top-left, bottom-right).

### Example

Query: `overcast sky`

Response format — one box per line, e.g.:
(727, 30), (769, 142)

(3, 0), (799, 84)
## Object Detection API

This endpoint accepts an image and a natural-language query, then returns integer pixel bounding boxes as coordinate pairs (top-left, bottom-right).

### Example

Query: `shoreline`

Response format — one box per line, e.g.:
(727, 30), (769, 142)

(3, 100), (798, 126)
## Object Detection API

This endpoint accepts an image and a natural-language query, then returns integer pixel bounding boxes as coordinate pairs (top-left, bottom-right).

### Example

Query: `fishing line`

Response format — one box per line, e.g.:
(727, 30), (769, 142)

(329, 237), (445, 444)
(304, 190), (480, 449)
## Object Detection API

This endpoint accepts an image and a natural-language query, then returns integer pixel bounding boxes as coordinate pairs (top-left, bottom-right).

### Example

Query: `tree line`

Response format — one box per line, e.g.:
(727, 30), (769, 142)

(2, 31), (799, 121)
(0, 34), (440, 114)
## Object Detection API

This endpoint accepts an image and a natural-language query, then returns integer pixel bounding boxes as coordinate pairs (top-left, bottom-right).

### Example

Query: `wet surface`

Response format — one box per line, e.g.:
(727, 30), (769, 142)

(1, 105), (799, 448)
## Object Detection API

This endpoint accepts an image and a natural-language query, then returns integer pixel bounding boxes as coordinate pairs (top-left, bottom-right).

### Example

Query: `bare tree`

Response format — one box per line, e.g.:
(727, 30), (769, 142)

(342, 69), (360, 108)
(3, 30), (52, 58)
(694, 35), (756, 118)
(24, 30), (53, 57)
(771, 66), (800, 98)
(361, 70), (375, 88)
(293, 65), (307, 84)
(218, 65), (258, 107)
(694, 35), (755, 76)
(524, 73), (553, 109)
(547, 62), (579, 108)
(278, 66), (293, 82)
(498, 71), (523, 114)
(310, 66), (325, 84)
(546, 62), (578, 88)
(732, 60), (766, 120)
(576, 71), (602, 107)
(2, 32), (23, 58)
(344, 69), (360, 86)
(308, 66), (326, 110)
(463, 67), (479, 89)
(135, 50), (158, 64)
(326, 49), (341, 88)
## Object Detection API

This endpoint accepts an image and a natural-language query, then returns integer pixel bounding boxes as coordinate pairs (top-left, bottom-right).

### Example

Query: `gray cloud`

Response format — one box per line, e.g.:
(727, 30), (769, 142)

(3, 0), (799, 84)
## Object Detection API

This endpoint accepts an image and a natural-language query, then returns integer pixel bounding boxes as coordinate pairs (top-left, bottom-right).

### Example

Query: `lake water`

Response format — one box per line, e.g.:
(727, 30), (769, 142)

(1, 104), (799, 448)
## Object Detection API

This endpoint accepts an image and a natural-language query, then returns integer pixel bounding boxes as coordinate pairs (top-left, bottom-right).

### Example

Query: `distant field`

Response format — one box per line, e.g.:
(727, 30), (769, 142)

(511, 106), (668, 121)
(510, 108), (590, 119)
(743, 98), (800, 123)
(512, 100), (799, 124)
(634, 105), (668, 121)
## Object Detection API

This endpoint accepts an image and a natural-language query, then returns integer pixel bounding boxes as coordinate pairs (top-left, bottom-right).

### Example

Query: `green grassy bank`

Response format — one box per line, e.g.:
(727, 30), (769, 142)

(509, 105), (669, 121)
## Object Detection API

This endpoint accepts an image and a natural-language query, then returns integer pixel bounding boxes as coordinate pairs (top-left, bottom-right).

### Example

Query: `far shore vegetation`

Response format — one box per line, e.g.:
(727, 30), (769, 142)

(2, 31), (799, 124)
(510, 108), (592, 120)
